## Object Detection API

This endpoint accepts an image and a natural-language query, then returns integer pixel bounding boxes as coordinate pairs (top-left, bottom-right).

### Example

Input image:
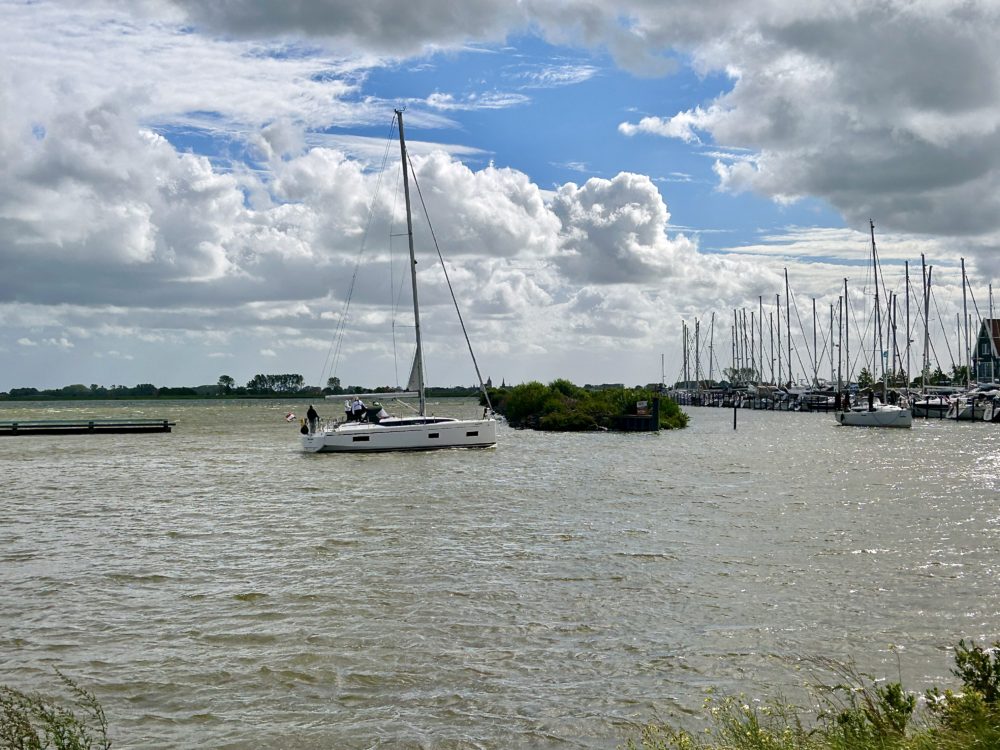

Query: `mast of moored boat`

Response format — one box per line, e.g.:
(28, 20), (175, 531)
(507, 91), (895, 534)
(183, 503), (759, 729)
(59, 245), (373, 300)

(837, 296), (843, 394)
(812, 297), (818, 387)
(844, 277), (849, 390)
(870, 222), (878, 384)
(961, 257), (970, 389)
(905, 261), (911, 399)
(830, 302), (835, 385)
(776, 293), (782, 385)
(785, 269), (791, 385)
(870, 219), (886, 397)
(708, 312), (716, 384)
(922, 255), (931, 392)
(395, 109), (426, 416)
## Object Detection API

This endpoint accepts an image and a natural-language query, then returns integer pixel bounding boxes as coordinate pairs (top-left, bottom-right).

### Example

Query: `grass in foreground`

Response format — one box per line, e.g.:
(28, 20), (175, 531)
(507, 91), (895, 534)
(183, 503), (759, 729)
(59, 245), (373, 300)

(0, 671), (110, 750)
(625, 640), (1000, 750)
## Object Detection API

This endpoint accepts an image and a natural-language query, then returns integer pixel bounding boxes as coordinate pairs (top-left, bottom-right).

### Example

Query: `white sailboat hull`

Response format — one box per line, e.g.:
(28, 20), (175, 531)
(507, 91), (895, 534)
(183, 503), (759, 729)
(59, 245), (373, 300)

(835, 406), (912, 428)
(302, 417), (497, 453)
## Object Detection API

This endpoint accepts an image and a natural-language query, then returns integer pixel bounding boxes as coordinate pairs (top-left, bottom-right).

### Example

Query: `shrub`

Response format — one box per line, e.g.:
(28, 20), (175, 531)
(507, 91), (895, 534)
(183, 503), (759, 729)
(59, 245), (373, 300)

(538, 410), (598, 431)
(0, 671), (110, 750)
(624, 642), (1000, 750)
(951, 639), (1000, 704)
(494, 381), (688, 431)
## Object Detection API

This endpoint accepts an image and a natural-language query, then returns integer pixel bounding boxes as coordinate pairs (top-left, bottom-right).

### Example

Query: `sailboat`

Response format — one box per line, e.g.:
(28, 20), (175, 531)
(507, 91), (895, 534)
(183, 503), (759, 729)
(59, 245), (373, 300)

(302, 110), (497, 453)
(835, 220), (912, 428)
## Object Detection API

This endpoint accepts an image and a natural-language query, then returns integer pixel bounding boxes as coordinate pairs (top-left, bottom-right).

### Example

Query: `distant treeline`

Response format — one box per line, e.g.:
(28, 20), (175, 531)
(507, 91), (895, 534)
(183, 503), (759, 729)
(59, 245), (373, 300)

(0, 374), (483, 401)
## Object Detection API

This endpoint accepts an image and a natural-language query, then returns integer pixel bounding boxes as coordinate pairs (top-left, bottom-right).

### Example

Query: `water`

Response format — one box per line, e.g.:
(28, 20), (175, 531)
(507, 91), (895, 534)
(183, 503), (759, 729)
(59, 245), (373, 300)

(2, 398), (999, 748)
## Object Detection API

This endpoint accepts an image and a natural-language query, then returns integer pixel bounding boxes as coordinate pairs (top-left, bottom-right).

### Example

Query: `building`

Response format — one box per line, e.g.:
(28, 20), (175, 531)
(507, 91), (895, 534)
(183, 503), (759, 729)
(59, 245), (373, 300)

(973, 319), (1000, 383)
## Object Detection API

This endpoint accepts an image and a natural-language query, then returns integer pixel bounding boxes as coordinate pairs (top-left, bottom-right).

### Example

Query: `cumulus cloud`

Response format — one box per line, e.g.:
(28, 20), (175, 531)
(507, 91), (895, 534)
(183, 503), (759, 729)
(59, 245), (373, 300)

(614, 1), (1000, 239)
(550, 172), (696, 284)
(156, 0), (1000, 241)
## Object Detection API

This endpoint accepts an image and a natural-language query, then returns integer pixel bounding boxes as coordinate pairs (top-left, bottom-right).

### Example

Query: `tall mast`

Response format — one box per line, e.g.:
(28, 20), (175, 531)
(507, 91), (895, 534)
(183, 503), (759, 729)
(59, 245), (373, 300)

(961, 257), (970, 387)
(695, 318), (702, 389)
(708, 312), (716, 384)
(732, 310), (738, 379)
(921, 256), (930, 391)
(769, 311), (775, 384)
(758, 296), (764, 385)
(730, 320), (737, 384)
(682, 320), (688, 387)
(830, 302), (835, 384)
(785, 269), (791, 385)
(871, 220), (883, 388)
(905, 261), (911, 394)
(776, 294), (782, 385)
(837, 296), (843, 392)
(395, 109), (426, 416)
(844, 278), (849, 385)
(892, 293), (898, 384)
(812, 297), (818, 387)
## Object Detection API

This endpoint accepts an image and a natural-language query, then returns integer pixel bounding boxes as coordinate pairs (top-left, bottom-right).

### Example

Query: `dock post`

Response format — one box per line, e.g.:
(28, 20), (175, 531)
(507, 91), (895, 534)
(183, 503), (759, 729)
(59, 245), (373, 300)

(733, 406), (737, 430)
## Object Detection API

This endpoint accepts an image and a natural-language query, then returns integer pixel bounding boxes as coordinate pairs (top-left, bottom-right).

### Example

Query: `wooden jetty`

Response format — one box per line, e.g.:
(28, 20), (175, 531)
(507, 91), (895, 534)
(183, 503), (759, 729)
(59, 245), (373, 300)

(0, 418), (175, 436)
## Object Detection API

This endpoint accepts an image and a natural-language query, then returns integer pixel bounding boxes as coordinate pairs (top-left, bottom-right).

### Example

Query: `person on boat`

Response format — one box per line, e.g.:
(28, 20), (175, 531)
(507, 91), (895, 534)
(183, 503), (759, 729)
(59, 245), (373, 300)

(344, 398), (353, 422)
(868, 390), (875, 411)
(306, 404), (319, 433)
(351, 396), (367, 422)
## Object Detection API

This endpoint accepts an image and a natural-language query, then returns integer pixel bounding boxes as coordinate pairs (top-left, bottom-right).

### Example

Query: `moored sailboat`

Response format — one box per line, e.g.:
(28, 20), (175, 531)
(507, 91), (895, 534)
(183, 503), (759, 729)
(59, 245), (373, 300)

(835, 220), (912, 428)
(302, 110), (497, 453)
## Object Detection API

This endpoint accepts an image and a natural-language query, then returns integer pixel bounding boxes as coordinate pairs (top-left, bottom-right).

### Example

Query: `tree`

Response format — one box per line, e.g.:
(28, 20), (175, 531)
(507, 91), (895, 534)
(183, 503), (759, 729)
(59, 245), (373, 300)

(246, 373), (305, 393)
(218, 375), (235, 393)
(929, 366), (949, 385)
(721, 367), (758, 385)
(857, 367), (873, 388)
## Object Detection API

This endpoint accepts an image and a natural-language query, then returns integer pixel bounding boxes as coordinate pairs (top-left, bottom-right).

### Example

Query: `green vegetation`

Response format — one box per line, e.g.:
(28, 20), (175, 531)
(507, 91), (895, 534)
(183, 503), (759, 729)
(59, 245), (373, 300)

(487, 379), (688, 431)
(625, 639), (1000, 750)
(0, 671), (110, 750)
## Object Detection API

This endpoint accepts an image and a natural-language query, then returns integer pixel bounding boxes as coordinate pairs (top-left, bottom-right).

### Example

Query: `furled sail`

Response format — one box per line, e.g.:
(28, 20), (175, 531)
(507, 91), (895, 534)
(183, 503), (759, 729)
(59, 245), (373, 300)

(406, 351), (423, 393)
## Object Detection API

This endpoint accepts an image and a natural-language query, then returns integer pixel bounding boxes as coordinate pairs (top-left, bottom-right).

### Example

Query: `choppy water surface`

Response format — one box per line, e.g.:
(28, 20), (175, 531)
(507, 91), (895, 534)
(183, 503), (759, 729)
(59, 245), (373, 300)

(2, 398), (999, 748)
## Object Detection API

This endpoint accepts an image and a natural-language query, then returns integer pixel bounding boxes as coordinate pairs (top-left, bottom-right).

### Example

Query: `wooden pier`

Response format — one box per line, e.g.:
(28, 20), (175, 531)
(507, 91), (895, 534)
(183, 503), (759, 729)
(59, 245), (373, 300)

(0, 418), (175, 436)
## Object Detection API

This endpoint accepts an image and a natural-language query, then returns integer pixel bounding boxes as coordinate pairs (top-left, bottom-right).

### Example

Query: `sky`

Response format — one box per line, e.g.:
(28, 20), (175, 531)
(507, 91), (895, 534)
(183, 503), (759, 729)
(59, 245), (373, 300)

(3, 0), (1000, 392)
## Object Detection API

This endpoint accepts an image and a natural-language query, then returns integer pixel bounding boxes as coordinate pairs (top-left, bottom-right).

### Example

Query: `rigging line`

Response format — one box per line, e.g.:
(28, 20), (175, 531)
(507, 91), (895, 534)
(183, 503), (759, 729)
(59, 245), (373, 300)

(845, 282), (877, 378)
(789, 338), (812, 386)
(967, 281), (985, 330)
(843, 246), (873, 374)
(319, 119), (396, 387)
(786, 286), (817, 380)
(929, 284), (957, 368)
(406, 153), (493, 411)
